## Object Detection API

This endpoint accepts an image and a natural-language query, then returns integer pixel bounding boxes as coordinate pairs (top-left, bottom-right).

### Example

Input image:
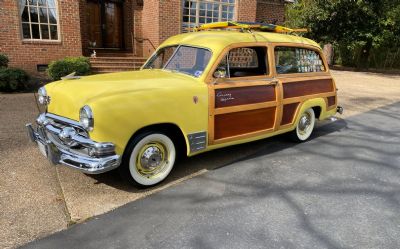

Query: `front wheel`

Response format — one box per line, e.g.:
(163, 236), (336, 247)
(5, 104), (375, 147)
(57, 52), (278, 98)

(119, 132), (176, 187)
(290, 108), (316, 142)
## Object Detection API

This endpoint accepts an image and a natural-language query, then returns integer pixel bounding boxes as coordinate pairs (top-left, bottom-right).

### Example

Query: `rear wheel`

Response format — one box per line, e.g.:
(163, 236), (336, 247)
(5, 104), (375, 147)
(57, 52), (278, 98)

(119, 132), (176, 187)
(290, 108), (316, 142)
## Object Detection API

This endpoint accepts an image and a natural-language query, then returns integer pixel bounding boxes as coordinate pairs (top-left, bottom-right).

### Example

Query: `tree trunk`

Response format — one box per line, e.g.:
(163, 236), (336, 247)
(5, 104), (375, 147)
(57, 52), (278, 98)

(357, 40), (372, 70)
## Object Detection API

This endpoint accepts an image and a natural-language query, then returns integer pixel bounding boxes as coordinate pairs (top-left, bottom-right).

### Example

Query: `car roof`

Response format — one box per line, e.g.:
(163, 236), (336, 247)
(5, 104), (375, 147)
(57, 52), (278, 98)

(160, 30), (321, 52)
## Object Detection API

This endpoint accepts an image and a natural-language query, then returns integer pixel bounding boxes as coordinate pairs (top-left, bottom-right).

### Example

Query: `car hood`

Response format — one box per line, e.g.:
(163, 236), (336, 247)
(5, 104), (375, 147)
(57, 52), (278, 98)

(46, 70), (199, 121)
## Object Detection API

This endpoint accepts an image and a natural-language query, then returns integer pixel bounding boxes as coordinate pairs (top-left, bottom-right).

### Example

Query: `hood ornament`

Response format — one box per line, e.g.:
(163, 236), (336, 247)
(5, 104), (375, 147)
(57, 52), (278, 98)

(61, 72), (81, 80)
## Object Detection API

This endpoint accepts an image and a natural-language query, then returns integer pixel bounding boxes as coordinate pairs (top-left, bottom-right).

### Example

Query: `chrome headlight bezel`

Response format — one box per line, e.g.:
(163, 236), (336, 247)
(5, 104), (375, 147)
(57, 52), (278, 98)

(79, 105), (94, 131)
(37, 87), (50, 105)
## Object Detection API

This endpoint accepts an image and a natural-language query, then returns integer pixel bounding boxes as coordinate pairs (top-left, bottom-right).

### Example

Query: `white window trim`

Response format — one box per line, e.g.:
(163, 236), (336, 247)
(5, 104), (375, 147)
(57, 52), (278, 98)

(182, 0), (236, 33)
(19, 0), (61, 42)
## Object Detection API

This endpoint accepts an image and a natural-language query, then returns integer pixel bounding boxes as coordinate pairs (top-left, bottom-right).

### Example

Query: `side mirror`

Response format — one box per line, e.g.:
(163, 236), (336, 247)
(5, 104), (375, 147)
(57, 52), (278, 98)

(213, 67), (227, 79)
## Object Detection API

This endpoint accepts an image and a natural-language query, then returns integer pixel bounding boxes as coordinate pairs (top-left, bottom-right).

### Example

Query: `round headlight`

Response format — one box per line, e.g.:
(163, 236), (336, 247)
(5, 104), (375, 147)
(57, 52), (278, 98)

(79, 105), (94, 131)
(37, 87), (50, 105)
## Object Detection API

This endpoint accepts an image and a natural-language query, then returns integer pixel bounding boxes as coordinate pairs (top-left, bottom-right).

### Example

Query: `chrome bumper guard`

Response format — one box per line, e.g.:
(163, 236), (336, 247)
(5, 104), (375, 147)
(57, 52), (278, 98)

(337, 106), (344, 115)
(26, 114), (120, 174)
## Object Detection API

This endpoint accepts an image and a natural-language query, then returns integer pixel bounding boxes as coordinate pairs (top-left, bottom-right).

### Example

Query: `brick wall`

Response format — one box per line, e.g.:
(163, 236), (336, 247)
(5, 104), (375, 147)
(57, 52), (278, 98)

(139, 0), (160, 57)
(137, 0), (182, 57)
(0, 0), (83, 76)
(159, 0), (181, 46)
(0, 0), (287, 75)
(237, 0), (257, 22)
(256, 0), (286, 24)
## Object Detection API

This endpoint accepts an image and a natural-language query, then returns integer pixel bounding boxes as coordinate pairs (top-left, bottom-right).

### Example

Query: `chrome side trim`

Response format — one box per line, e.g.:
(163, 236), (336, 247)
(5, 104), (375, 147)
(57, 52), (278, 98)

(188, 131), (207, 153)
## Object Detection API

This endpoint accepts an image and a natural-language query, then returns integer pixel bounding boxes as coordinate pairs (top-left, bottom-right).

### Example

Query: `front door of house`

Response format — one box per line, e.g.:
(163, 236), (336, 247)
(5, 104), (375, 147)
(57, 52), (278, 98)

(87, 0), (124, 49)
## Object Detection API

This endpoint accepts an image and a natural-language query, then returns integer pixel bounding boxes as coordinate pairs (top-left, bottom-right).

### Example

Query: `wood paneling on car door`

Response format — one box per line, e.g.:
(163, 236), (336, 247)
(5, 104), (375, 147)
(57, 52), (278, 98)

(214, 107), (276, 140)
(327, 96), (336, 107)
(210, 80), (279, 143)
(215, 85), (276, 108)
(278, 76), (336, 127)
(280, 102), (299, 125)
(283, 78), (334, 99)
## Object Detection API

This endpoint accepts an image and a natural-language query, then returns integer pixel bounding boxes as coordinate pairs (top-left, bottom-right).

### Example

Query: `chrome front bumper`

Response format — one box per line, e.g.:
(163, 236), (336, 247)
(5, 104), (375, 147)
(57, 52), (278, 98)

(26, 113), (120, 174)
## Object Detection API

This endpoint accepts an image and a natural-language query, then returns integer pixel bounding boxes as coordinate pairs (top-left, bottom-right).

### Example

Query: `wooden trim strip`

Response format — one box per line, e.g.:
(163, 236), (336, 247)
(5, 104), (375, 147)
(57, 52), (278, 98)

(278, 75), (332, 82)
(282, 92), (334, 104)
(214, 101), (277, 115)
(208, 84), (216, 143)
(213, 127), (275, 144)
(213, 79), (274, 88)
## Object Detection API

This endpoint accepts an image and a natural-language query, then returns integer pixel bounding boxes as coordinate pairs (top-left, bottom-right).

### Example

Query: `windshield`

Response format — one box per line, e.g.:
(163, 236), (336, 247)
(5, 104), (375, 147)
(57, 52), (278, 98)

(143, 45), (212, 77)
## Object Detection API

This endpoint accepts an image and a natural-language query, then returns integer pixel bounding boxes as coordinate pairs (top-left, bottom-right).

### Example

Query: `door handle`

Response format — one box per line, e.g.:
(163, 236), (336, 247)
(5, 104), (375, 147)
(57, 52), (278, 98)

(268, 80), (279, 86)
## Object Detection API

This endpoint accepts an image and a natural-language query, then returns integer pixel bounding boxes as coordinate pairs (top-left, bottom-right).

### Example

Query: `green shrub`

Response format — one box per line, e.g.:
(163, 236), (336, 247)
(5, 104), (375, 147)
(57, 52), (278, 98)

(0, 54), (9, 68)
(0, 68), (30, 92)
(47, 56), (91, 80)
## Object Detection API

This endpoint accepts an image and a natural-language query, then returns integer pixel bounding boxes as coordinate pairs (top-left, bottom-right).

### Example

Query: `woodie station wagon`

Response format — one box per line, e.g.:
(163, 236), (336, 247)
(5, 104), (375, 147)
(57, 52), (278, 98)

(27, 22), (343, 187)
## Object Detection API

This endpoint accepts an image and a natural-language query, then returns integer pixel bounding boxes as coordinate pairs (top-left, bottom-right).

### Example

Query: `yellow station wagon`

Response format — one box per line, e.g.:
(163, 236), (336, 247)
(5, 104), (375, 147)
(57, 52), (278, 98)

(27, 22), (343, 187)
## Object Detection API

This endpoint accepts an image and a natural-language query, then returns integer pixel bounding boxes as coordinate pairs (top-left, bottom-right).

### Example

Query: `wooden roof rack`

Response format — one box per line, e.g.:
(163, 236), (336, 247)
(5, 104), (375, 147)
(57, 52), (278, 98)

(194, 21), (307, 33)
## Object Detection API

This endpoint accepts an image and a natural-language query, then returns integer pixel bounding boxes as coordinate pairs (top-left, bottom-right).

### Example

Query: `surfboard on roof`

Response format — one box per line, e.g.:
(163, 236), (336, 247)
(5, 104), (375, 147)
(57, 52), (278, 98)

(194, 21), (308, 33)
(161, 22), (318, 51)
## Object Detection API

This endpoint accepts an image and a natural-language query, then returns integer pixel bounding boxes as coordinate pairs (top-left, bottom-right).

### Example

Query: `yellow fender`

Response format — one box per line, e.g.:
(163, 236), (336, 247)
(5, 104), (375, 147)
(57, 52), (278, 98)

(294, 97), (335, 127)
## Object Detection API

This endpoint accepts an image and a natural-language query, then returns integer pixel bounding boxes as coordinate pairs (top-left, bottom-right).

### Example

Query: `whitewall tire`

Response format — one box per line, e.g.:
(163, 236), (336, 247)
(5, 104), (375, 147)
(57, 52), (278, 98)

(120, 133), (176, 187)
(292, 108), (316, 142)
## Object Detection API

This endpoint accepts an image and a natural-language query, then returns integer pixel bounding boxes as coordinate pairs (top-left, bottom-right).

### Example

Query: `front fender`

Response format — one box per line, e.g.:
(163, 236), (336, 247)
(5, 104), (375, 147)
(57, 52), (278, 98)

(87, 86), (209, 156)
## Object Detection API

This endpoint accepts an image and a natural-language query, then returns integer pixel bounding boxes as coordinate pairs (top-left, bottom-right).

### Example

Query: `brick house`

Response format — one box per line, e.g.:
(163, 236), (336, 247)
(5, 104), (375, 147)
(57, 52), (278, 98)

(0, 0), (290, 76)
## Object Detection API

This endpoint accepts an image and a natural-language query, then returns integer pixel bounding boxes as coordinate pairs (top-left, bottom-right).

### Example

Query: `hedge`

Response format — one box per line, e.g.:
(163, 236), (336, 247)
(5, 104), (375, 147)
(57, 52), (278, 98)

(0, 68), (30, 92)
(47, 56), (91, 80)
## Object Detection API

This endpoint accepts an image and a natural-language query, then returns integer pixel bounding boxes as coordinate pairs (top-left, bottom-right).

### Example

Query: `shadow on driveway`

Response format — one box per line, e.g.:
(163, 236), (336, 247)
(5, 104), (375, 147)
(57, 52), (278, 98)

(86, 115), (348, 192)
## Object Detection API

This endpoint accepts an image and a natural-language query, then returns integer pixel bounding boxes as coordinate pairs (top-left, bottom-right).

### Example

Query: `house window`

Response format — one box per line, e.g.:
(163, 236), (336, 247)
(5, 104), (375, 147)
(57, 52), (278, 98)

(182, 0), (236, 32)
(19, 0), (59, 40)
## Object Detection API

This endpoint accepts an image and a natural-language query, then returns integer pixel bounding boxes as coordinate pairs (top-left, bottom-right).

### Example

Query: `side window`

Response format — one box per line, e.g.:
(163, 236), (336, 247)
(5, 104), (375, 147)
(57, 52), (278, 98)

(215, 47), (268, 78)
(274, 47), (326, 74)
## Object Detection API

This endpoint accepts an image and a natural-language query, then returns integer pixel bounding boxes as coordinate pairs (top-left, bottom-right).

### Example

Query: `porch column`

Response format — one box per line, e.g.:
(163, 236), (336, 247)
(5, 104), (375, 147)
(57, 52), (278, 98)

(137, 0), (182, 57)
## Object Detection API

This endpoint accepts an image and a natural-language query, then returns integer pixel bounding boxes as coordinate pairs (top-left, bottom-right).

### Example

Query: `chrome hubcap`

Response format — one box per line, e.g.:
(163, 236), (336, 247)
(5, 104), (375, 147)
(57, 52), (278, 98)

(136, 142), (167, 178)
(140, 146), (163, 169)
(298, 113), (311, 135)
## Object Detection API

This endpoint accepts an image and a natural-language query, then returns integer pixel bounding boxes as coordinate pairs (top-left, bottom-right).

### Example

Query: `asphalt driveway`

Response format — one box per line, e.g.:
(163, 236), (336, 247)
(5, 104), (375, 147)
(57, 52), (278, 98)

(22, 101), (400, 249)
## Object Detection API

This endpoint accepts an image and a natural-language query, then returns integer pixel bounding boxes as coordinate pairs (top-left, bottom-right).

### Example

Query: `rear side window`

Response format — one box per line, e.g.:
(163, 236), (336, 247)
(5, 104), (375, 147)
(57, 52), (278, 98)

(275, 47), (325, 74)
